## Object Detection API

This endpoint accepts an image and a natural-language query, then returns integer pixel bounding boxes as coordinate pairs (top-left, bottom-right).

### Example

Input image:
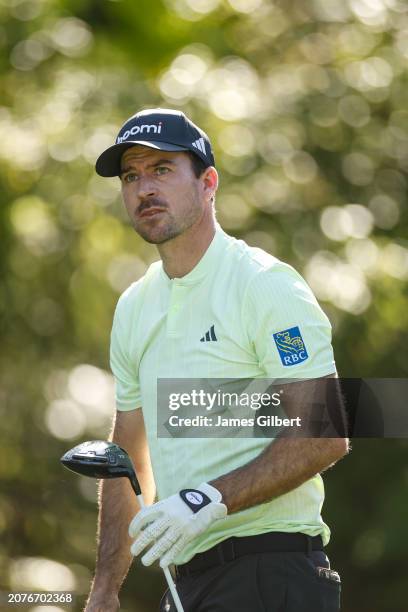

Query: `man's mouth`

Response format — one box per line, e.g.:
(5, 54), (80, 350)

(138, 207), (166, 219)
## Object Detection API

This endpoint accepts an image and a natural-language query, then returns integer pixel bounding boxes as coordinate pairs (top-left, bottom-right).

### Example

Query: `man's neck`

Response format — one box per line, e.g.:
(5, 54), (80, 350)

(158, 215), (216, 279)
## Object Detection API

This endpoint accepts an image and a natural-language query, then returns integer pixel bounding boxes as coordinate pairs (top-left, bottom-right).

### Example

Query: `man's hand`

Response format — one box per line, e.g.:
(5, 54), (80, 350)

(129, 483), (227, 567)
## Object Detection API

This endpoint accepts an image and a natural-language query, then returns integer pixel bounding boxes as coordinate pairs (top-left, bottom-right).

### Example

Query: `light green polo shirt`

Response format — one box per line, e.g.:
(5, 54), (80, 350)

(110, 225), (336, 564)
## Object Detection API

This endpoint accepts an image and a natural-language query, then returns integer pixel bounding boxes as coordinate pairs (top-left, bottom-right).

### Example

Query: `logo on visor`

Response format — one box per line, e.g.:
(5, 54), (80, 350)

(273, 326), (309, 367)
(192, 138), (207, 155)
(117, 122), (163, 143)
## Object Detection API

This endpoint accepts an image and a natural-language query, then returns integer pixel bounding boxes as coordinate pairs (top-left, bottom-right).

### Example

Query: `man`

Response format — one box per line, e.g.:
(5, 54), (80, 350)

(86, 108), (348, 612)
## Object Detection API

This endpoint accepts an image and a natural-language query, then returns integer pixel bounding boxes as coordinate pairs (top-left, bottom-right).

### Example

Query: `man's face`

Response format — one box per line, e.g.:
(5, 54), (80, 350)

(119, 146), (210, 244)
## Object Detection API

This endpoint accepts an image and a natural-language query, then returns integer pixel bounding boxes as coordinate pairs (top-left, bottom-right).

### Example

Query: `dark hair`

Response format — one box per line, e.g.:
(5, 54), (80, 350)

(187, 151), (209, 178)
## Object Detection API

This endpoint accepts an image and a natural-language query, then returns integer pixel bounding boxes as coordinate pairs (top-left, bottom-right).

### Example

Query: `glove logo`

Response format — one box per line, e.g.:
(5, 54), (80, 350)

(186, 491), (203, 505)
(180, 489), (211, 513)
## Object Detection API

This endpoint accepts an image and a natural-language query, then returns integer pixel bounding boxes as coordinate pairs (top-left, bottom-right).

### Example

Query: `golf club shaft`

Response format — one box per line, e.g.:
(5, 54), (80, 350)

(136, 494), (184, 612)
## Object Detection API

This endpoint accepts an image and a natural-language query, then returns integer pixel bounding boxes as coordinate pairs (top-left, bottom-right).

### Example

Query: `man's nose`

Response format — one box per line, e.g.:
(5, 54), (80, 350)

(135, 176), (157, 200)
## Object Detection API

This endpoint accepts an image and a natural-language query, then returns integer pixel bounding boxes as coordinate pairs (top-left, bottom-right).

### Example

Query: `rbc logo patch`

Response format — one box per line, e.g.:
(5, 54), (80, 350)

(273, 326), (309, 367)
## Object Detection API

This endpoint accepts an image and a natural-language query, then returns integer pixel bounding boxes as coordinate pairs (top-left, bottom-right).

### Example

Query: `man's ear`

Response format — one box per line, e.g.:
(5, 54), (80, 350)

(201, 167), (218, 202)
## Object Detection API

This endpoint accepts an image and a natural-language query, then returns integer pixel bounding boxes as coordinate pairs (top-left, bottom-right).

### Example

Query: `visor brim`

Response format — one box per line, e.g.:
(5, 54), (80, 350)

(95, 141), (189, 177)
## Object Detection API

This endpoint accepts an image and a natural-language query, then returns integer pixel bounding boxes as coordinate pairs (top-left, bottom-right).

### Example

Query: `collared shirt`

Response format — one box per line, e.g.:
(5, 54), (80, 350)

(110, 225), (336, 563)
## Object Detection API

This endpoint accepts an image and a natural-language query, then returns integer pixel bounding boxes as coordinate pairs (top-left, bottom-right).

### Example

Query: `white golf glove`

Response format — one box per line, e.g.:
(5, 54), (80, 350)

(129, 483), (227, 568)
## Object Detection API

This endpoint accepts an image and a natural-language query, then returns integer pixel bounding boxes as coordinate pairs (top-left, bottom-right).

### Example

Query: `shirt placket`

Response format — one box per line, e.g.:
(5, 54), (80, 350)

(166, 281), (188, 337)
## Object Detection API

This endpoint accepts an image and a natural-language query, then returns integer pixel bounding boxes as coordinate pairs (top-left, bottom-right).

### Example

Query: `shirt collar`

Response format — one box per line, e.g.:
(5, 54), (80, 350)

(159, 224), (229, 286)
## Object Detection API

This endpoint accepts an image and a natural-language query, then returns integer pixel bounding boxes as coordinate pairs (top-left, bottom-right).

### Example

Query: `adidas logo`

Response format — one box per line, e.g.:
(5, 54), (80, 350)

(200, 325), (217, 342)
(192, 138), (206, 155)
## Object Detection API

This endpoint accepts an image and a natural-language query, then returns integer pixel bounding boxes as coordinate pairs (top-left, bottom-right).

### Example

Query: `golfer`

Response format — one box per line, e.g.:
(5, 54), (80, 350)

(85, 108), (348, 612)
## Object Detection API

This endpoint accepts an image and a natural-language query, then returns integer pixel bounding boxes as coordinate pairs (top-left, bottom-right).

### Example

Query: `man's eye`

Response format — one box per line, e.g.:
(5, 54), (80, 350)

(155, 166), (170, 175)
(123, 173), (137, 183)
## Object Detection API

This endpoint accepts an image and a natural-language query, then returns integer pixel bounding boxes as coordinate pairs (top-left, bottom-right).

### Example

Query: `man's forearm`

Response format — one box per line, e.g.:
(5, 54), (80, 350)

(211, 437), (348, 514)
(88, 477), (139, 598)
(84, 409), (155, 611)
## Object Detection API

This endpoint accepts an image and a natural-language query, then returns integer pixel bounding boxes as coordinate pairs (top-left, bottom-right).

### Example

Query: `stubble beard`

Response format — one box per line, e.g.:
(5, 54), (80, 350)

(134, 193), (203, 245)
(135, 213), (181, 244)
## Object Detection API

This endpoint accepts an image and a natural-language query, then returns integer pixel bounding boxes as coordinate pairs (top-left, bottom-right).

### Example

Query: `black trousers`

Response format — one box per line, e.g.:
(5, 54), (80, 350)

(160, 551), (341, 612)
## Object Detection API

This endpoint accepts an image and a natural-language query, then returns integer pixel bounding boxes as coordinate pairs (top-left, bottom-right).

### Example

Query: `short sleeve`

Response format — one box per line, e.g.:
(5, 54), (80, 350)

(244, 263), (336, 378)
(110, 297), (142, 411)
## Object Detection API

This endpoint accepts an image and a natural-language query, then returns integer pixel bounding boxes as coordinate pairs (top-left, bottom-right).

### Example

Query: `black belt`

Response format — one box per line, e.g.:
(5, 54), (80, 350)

(175, 532), (323, 579)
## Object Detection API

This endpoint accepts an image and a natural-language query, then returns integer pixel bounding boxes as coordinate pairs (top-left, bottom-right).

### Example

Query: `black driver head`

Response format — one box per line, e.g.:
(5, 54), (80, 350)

(60, 440), (141, 496)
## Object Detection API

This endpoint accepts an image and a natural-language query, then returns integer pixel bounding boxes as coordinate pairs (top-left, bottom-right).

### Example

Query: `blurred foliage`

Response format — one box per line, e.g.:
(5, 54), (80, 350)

(0, 0), (407, 610)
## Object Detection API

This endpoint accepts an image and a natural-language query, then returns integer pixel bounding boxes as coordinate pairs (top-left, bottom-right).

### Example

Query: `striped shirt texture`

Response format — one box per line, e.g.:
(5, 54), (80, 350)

(110, 226), (336, 564)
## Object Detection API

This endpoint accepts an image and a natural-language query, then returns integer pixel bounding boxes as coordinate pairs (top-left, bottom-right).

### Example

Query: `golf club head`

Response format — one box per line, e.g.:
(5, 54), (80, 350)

(60, 440), (141, 495)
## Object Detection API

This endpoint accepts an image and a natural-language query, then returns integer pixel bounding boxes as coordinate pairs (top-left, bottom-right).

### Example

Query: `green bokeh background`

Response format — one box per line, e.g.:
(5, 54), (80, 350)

(0, 0), (407, 610)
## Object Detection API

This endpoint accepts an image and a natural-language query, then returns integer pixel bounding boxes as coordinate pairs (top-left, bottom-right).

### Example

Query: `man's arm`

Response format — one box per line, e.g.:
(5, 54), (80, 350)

(212, 437), (347, 513)
(128, 376), (348, 568)
(85, 408), (155, 612)
(211, 376), (349, 513)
